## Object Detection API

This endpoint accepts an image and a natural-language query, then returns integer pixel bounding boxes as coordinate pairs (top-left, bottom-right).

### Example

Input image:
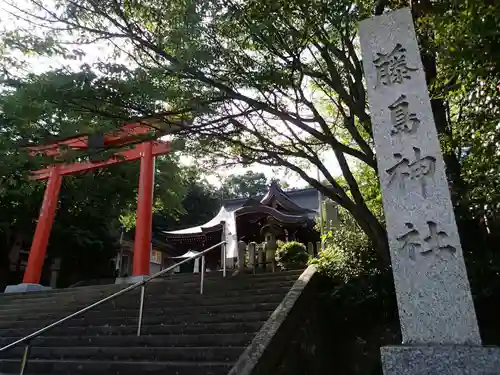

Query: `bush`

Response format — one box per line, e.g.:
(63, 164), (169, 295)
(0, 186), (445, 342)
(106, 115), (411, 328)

(276, 239), (285, 250)
(309, 247), (352, 282)
(275, 241), (309, 269)
(311, 205), (381, 282)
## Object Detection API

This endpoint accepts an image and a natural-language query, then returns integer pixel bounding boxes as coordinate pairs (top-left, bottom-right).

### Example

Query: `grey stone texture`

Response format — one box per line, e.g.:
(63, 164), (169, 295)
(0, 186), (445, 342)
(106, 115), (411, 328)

(359, 8), (480, 345)
(248, 242), (256, 268)
(307, 242), (314, 256)
(381, 345), (500, 375)
(228, 266), (317, 375)
(238, 240), (247, 270)
(115, 275), (149, 284)
(4, 283), (51, 293)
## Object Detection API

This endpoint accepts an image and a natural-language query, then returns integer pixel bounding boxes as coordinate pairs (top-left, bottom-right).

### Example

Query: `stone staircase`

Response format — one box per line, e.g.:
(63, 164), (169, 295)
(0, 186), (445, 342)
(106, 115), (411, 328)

(0, 269), (304, 374)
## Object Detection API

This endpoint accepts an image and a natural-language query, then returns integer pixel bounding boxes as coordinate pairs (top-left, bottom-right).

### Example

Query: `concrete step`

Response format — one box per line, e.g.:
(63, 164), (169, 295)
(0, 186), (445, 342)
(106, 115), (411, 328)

(164, 268), (303, 278)
(61, 268), (303, 287)
(0, 359), (232, 375)
(0, 301), (279, 322)
(0, 320), (266, 338)
(0, 292), (285, 316)
(0, 285), (293, 312)
(0, 271), (301, 302)
(0, 277), (295, 302)
(0, 333), (254, 348)
(0, 310), (274, 329)
(0, 284), (127, 300)
(158, 269), (303, 282)
(0, 268), (302, 375)
(0, 346), (245, 362)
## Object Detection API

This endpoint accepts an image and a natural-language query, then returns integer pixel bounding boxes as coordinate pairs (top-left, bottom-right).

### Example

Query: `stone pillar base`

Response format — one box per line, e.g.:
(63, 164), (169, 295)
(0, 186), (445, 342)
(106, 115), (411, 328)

(4, 283), (51, 293)
(381, 345), (500, 375)
(115, 275), (149, 285)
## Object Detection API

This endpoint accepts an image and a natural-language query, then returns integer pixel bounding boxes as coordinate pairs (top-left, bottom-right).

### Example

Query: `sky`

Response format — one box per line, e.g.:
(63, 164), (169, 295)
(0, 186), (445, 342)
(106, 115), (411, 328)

(0, 1), (342, 189)
(180, 153), (341, 188)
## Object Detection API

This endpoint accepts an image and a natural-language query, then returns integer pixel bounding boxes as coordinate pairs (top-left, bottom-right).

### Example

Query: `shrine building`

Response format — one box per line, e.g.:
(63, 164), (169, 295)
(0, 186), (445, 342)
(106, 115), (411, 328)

(115, 182), (338, 276)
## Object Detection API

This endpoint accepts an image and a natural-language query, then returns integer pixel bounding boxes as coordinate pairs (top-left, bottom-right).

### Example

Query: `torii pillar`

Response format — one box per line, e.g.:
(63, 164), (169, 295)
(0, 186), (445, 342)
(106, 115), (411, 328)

(131, 141), (154, 279)
(21, 165), (63, 287)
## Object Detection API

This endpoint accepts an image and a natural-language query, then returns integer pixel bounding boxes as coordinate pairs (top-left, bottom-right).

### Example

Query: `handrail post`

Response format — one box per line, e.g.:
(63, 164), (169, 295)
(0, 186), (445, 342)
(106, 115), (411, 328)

(200, 255), (205, 295)
(223, 243), (227, 278)
(19, 342), (30, 375)
(137, 284), (146, 336)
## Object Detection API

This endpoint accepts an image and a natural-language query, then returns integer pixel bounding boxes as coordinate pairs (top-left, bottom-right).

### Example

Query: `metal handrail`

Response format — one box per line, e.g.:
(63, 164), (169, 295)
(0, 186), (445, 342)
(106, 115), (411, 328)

(0, 240), (227, 374)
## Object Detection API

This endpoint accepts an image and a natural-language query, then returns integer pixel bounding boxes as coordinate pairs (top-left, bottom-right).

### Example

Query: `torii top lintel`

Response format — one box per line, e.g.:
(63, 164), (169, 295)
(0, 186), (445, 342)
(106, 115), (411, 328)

(29, 121), (172, 181)
(29, 122), (161, 157)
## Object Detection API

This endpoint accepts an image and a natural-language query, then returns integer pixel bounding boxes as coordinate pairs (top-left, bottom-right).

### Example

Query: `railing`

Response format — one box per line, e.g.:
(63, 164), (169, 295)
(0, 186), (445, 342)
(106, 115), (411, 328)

(0, 240), (227, 375)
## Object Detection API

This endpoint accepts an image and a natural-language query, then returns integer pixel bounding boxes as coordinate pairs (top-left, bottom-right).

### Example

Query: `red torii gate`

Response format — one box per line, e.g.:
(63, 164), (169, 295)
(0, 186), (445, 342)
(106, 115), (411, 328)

(20, 122), (171, 287)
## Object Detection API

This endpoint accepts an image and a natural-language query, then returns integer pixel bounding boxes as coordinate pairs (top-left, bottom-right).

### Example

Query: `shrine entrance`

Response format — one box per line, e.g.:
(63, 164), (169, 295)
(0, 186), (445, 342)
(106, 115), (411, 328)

(5, 120), (178, 293)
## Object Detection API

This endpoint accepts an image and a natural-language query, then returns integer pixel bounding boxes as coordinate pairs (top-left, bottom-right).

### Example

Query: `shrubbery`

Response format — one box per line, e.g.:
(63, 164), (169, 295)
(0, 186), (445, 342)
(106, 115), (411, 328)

(310, 206), (381, 283)
(275, 241), (309, 269)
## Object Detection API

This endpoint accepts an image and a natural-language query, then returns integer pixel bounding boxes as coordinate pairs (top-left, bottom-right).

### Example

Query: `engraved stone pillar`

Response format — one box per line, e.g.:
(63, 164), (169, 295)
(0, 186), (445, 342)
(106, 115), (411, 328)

(359, 8), (500, 374)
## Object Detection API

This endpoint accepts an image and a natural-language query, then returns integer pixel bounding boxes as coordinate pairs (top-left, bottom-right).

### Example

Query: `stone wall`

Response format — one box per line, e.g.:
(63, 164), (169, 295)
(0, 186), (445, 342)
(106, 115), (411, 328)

(272, 281), (334, 375)
(271, 272), (401, 375)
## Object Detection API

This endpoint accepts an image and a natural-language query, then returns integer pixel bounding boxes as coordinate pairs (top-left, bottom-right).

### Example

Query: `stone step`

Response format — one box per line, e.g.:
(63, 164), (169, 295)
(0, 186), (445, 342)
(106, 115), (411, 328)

(161, 269), (304, 283)
(0, 278), (295, 304)
(0, 271), (301, 302)
(0, 310), (273, 329)
(0, 333), (254, 348)
(0, 359), (232, 375)
(0, 320), (266, 338)
(0, 285), (292, 312)
(0, 284), (127, 300)
(159, 268), (303, 280)
(0, 301), (279, 322)
(0, 346), (245, 362)
(0, 292), (285, 316)
(0, 268), (301, 375)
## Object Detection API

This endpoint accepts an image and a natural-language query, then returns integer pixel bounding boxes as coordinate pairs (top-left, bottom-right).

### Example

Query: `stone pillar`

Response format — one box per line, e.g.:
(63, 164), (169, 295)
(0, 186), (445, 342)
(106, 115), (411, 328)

(324, 200), (339, 231)
(237, 240), (246, 271)
(359, 8), (500, 374)
(307, 242), (314, 257)
(264, 233), (277, 272)
(50, 258), (61, 288)
(247, 242), (256, 271)
(258, 244), (265, 269)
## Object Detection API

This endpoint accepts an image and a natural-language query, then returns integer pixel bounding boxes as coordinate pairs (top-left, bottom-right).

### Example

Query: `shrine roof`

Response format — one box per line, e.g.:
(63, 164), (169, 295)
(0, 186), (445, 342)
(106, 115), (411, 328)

(223, 182), (319, 214)
(162, 183), (320, 239)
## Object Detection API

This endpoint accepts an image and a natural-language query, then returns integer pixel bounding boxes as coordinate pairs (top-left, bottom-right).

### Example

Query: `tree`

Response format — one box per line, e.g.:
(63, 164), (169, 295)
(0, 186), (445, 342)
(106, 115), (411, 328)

(411, 1), (500, 292)
(153, 166), (220, 230)
(220, 171), (268, 199)
(2, 0), (498, 268)
(427, 1), (500, 222)
(0, 0), (390, 264)
(0, 70), (189, 286)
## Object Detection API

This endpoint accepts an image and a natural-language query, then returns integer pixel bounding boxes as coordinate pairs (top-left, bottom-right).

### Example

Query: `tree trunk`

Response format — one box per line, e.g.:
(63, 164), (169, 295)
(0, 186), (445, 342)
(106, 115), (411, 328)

(351, 204), (391, 268)
(324, 189), (391, 267)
